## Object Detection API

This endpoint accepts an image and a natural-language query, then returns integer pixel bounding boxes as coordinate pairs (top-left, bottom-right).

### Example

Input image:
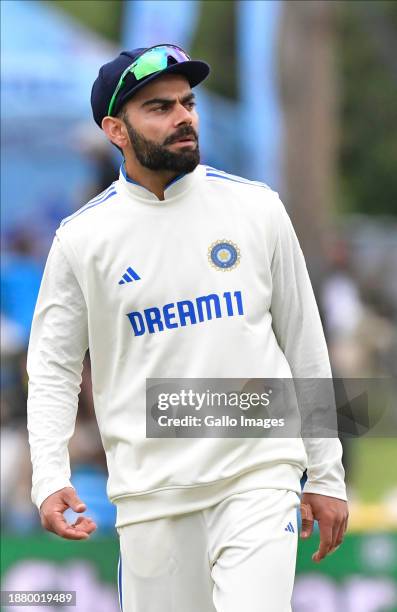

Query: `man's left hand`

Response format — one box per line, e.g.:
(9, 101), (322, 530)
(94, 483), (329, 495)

(300, 493), (349, 562)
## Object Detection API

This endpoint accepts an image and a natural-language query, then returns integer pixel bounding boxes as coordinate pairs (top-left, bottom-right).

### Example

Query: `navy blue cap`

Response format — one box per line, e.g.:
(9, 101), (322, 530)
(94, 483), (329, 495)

(91, 46), (210, 128)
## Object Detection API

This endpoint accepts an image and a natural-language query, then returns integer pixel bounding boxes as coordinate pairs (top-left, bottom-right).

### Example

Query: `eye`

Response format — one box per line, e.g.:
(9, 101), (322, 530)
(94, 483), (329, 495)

(153, 105), (170, 113)
(186, 101), (196, 110)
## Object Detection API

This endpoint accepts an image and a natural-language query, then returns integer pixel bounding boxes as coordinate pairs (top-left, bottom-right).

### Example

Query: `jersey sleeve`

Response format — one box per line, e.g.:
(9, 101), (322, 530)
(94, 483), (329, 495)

(27, 234), (89, 510)
(269, 196), (347, 501)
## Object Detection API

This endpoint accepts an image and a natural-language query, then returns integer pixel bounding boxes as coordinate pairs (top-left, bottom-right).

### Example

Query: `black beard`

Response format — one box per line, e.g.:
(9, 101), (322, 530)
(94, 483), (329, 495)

(124, 117), (200, 174)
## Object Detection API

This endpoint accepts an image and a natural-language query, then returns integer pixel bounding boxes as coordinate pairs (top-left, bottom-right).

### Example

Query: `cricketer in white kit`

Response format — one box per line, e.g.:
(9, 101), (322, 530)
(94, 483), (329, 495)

(27, 44), (349, 612)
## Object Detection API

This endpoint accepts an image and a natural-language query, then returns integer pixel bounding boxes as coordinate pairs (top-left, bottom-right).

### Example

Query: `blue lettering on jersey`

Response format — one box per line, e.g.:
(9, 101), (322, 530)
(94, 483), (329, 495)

(177, 300), (197, 326)
(126, 291), (244, 336)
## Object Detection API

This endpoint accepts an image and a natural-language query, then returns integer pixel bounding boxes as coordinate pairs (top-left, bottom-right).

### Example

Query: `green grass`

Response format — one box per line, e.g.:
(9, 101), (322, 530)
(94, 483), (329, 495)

(350, 438), (397, 502)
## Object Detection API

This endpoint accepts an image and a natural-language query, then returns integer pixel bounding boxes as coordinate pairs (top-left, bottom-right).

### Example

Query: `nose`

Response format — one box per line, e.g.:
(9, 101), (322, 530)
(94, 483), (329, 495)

(173, 102), (193, 126)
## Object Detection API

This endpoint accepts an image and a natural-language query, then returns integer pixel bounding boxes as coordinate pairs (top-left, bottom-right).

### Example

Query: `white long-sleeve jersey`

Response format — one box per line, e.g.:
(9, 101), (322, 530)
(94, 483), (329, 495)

(27, 163), (346, 527)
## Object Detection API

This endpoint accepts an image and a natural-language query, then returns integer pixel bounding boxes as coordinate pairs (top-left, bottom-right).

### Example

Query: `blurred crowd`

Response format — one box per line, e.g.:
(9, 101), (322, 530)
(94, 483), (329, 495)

(1, 148), (397, 533)
(1, 148), (119, 532)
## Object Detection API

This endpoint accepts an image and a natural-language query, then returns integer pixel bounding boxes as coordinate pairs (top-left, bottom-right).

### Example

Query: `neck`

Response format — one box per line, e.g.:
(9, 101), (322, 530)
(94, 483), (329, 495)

(123, 158), (179, 201)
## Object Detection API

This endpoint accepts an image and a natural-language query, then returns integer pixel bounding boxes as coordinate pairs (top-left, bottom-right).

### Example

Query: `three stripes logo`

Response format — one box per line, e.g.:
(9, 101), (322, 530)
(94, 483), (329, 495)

(284, 522), (295, 533)
(119, 266), (141, 285)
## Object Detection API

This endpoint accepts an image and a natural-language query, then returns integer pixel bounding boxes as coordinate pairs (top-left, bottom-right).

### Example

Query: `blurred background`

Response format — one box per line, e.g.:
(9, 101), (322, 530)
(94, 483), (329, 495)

(1, 0), (397, 610)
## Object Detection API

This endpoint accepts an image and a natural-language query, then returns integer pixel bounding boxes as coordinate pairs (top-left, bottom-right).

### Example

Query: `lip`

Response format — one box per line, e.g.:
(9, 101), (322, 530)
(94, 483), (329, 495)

(170, 139), (196, 146)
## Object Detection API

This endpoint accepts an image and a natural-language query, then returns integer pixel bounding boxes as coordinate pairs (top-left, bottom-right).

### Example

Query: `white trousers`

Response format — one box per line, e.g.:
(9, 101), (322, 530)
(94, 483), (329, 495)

(117, 488), (300, 612)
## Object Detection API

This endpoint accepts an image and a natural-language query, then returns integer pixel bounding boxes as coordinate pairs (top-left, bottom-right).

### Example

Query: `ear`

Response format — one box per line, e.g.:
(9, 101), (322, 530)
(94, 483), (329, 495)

(101, 116), (129, 150)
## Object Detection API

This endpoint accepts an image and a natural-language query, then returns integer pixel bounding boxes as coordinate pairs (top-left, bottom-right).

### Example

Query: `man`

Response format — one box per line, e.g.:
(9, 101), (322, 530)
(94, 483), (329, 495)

(27, 45), (348, 612)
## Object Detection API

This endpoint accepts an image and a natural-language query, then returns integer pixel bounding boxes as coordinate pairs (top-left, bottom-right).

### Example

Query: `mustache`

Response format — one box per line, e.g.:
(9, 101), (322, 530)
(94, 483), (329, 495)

(164, 127), (198, 145)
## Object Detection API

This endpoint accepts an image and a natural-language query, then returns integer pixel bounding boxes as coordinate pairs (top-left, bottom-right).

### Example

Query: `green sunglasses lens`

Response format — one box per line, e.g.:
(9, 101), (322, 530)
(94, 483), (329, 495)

(107, 45), (191, 116)
(131, 49), (169, 80)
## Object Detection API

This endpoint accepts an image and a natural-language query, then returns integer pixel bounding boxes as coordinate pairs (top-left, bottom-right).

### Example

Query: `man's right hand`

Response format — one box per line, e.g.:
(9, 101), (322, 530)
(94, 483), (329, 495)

(40, 487), (97, 540)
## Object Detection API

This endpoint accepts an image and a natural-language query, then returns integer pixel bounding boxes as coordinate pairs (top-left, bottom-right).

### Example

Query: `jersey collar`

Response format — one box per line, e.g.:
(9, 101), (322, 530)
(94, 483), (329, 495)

(119, 161), (202, 203)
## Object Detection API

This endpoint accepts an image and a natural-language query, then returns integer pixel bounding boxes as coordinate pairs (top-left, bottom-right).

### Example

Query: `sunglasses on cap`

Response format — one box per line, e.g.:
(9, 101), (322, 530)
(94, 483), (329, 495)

(107, 44), (191, 117)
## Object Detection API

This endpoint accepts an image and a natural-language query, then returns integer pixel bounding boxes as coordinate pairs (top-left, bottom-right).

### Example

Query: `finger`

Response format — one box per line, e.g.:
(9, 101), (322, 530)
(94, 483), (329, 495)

(330, 515), (348, 553)
(57, 525), (90, 540)
(62, 489), (87, 513)
(312, 522), (333, 562)
(72, 516), (97, 534)
(73, 516), (95, 526)
(48, 509), (92, 537)
(331, 509), (349, 550)
(330, 518), (341, 551)
(48, 513), (90, 540)
(300, 503), (314, 539)
(331, 520), (345, 552)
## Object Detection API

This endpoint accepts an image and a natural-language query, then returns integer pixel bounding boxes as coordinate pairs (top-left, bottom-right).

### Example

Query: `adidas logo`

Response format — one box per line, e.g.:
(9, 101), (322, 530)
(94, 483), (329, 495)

(119, 266), (141, 285)
(284, 522), (295, 533)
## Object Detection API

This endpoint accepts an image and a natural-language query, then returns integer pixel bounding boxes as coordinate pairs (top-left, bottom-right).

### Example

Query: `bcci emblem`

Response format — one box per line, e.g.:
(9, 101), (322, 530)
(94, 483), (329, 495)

(208, 240), (241, 271)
